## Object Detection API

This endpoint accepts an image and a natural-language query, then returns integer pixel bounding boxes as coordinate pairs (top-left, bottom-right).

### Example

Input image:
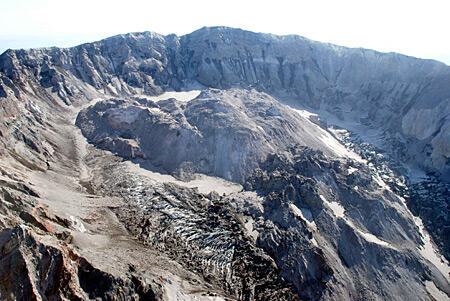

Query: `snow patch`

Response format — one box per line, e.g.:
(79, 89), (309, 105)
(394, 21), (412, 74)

(69, 216), (86, 233)
(348, 167), (358, 175)
(354, 226), (390, 247)
(123, 161), (242, 195)
(244, 217), (259, 242)
(293, 108), (316, 119)
(147, 107), (164, 115)
(291, 108), (363, 162)
(413, 216), (450, 279)
(311, 237), (319, 247)
(182, 174), (243, 195)
(373, 173), (391, 191)
(289, 203), (316, 230)
(320, 195), (393, 248)
(319, 134), (355, 159)
(425, 281), (449, 301)
(320, 195), (345, 218)
(143, 90), (201, 103)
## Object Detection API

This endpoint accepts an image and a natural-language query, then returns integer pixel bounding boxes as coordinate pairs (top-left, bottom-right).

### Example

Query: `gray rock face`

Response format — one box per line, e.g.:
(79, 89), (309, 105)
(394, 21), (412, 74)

(88, 144), (447, 300)
(1, 26), (448, 178)
(0, 171), (161, 300)
(76, 88), (355, 183)
(0, 27), (449, 301)
(186, 28), (450, 179)
(239, 148), (444, 300)
(0, 225), (159, 300)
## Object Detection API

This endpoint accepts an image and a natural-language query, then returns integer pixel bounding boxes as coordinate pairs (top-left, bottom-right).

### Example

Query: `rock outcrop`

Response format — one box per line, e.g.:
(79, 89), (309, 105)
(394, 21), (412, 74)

(1, 26), (448, 178)
(0, 27), (449, 300)
(76, 88), (358, 183)
(0, 225), (159, 300)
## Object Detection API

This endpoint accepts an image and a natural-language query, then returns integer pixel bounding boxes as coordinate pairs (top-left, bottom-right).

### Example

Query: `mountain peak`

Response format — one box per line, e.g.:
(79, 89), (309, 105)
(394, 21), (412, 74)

(0, 26), (449, 300)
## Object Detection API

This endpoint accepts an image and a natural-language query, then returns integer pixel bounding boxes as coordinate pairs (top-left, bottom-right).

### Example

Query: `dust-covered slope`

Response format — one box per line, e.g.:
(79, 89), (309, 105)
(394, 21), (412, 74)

(0, 27), (449, 301)
(1, 26), (448, 177)
(75, 87), (450, 300)
(75, 88), (359, 183)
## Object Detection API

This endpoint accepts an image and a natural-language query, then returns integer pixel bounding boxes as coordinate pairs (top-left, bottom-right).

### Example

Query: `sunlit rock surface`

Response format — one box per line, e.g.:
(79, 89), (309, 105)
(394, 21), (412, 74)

(0, 27), (449, 300)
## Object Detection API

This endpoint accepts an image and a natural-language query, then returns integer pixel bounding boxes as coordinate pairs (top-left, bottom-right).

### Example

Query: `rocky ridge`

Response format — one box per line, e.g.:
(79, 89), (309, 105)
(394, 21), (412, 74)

(1, 26), (448, 178)
(0, 27), (449, 300)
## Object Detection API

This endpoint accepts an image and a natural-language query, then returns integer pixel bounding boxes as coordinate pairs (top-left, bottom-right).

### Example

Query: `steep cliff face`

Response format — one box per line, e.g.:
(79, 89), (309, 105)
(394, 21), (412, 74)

(0, 27), (449, 300)
(181, 27), (450, 178)
(1, 27), (448, 177)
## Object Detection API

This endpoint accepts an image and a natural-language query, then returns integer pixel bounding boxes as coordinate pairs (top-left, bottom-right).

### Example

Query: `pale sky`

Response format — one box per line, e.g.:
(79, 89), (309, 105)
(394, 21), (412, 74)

(0, 0), (449, 65)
